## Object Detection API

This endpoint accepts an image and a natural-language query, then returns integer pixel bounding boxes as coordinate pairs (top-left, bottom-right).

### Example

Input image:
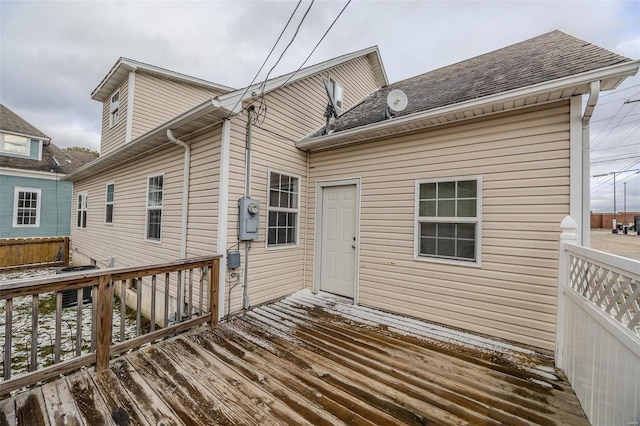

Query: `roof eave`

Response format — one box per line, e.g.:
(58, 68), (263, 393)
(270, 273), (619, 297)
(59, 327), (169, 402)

(63, 98), (233, 181)
(297, 60), (640, 152)
(219, 46), (387, 109)
(91, 58), (235, 102)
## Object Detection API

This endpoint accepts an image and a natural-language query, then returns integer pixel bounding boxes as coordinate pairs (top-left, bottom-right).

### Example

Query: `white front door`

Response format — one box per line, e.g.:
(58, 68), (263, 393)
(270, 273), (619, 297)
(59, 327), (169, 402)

(320, 184), (356, 298)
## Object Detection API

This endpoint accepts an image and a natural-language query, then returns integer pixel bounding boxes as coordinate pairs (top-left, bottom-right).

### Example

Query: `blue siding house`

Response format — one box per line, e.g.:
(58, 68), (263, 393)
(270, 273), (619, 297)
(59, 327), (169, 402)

(0, 104), (95, 238)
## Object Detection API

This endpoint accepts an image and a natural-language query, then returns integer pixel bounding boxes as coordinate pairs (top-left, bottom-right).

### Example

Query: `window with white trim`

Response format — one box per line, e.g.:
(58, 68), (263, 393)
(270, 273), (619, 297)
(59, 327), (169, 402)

(146, 175), (163, 241)
(416, 178), (480, 263)
(77, 192), (88, 228)
(13, 188), (41, 227)
(105, 183), (115, 224)
(110, 90), (120, 127)
(267, 171), (299, 247)
(1, 134), (30, 156)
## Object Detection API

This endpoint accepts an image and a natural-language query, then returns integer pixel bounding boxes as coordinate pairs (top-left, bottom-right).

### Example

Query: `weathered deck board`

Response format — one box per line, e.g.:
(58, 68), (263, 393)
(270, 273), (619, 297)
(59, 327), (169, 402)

(65, 370), (114, 426)
(41, 379), (86, 425)
(0, 290), (590, 425)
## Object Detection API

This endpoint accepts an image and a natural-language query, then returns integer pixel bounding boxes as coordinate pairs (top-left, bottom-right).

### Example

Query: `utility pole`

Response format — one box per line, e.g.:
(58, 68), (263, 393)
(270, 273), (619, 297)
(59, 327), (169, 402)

(592, 168), (640, 233)
(623, 182), (627, 233)
(613, 171), (617, 233)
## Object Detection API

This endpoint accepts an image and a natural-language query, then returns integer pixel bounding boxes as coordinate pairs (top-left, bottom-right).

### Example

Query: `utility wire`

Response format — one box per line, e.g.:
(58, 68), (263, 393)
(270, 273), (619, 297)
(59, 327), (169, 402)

(274, 0), (353, 91)
(258, 0), (315, 97)
(591, 103), (638, 150)
(592, 118), (640, 160)
(224, 0), (303, 120)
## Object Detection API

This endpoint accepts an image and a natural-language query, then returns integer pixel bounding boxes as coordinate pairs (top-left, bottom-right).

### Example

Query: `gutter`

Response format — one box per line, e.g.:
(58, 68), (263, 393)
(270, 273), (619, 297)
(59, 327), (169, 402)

(581, 81), (600, 247)
(297, 60), (640, 151)
(166, 129), (190, 259)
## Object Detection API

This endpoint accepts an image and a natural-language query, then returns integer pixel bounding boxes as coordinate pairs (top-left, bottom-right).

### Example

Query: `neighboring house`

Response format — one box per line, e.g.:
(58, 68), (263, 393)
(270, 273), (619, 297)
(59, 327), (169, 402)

(0, 104), (95, 238)
(64, 31), (638, 351)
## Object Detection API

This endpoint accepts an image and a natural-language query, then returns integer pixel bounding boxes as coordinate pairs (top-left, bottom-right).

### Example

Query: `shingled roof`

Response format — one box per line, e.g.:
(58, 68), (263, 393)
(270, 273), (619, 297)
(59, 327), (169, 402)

(309, 30), (633, 138)
(0, 104), (50, 140)
(0, 104), (95, 174)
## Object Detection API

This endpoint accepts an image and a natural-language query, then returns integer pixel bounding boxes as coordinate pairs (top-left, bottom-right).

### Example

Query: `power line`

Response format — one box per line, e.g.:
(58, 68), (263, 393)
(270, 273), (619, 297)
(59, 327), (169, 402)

(596, 90), (640, 107)
(591, 103), (638, 150)
(591, 154), (640, 164)
(592, 119), (640, 160)
(592, 141), (640, 152)
(225, 1), (303, 120)
(274, 0), (353, 91)
(258, 0), (315, 96)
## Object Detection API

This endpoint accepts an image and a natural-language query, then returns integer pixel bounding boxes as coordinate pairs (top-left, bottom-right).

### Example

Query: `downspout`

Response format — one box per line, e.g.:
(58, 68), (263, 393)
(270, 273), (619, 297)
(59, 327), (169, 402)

(581, 81), (600, 247)
(166, 129), (190, 258)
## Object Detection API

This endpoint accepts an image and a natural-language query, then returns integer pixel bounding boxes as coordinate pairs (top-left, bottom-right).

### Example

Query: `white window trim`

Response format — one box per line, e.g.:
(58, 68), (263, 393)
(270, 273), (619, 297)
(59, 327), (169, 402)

(1, 133), (31, 156)
(12, 187), (41, 227)
(109, 90), (120, 128)
(77, 192), (88, 229)
(414, 176), (482, 267)
(265, 168), (301, 250)
(104, 182), (115, 225)
(145, 173), (164, 243)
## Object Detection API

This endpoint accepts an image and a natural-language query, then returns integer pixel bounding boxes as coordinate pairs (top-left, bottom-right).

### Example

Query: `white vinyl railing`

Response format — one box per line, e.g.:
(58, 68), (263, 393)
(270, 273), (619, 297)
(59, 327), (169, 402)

(556, 216), (640, 426)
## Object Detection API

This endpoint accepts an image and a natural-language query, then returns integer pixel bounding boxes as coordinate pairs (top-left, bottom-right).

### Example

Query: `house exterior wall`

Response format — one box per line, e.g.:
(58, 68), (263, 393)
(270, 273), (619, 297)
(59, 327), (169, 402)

(70, 126), (222, 268)
(0, 174), (72, 238)
(100, 79), (128, 156)
(99, 73), (225, 156)
(223, 55), (380, 314)
(305, 101), (572, 350)
(130, 73), (225, 141)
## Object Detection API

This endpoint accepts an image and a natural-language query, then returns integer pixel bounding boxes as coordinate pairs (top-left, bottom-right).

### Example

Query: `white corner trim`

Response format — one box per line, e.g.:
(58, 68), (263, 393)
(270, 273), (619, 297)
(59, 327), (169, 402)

(125, 72), (135, 143)
(216, 119), (231, 319)
(0, 167), (62, 180)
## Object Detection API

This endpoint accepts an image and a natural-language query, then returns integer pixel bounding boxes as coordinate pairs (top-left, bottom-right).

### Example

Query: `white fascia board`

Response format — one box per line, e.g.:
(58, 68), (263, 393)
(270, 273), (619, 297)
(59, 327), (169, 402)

(91, 57), (235, 102)
(297, 60), (640, 151)
(62, 98), (232, 182)
(0, 167), (61, 180)
(218, 46), (385, 108)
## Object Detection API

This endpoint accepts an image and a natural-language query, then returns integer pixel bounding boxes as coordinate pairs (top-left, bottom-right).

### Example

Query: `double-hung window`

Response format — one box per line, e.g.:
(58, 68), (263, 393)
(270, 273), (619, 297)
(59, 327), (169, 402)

(146, 175), (163, 241)
(267, 171), (299, 247)
(13, 188), (41, 227)
(415, 177), (481, 264)
(77, 192), (88, 228)
(110, 90), (120, 127)
(1, 134), (30, 156)
(105, 183), (115, 224)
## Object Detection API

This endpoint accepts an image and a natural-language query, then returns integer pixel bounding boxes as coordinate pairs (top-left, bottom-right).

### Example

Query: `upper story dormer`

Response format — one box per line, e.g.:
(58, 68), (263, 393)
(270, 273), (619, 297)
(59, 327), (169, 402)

(0, 104), (50, 162)
(91, 58), (235, 156)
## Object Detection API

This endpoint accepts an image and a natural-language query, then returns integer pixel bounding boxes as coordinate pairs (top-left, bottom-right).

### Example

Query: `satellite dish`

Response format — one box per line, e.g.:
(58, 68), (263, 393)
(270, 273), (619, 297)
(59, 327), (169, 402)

(386, 89), (408, 113)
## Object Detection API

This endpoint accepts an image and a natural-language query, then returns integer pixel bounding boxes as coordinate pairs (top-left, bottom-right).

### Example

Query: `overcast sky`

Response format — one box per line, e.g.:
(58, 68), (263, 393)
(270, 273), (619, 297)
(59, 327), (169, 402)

(1, 0), (639, 214)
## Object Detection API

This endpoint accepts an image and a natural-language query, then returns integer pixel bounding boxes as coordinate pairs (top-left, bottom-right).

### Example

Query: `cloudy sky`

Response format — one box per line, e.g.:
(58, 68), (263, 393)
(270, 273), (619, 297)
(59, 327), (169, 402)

(1, 0), (639, 213)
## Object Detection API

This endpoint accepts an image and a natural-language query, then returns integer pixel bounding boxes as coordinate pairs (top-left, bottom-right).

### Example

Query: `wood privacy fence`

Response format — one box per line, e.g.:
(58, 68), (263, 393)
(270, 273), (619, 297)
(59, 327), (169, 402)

(556, 216), (640, 426)
(0, 255), (220, 396)
(0, 237), (70, 270)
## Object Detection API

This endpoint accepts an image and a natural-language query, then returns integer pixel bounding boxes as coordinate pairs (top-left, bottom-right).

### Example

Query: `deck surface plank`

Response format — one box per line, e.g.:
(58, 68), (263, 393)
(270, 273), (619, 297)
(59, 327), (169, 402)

(0, 396), (15, 426)
(1, 290), (590, 425)
(65, 370), (114, 426)
(14, 387), (49, 426)
(41, 379), (86, 426)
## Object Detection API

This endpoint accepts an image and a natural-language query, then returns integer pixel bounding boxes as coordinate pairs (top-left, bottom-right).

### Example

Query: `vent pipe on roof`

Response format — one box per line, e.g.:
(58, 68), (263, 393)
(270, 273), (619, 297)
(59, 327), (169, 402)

(581, 80), (600, 247)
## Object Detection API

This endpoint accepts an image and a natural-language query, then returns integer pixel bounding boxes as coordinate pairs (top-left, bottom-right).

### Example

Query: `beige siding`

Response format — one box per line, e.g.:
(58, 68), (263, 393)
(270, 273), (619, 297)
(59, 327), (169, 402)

(223, 55), (380, 315)
(305, 101), (571, 350)
(131, 73), (224, 140)
(70, 126), (222, 268)
(100, 80), (128, 156)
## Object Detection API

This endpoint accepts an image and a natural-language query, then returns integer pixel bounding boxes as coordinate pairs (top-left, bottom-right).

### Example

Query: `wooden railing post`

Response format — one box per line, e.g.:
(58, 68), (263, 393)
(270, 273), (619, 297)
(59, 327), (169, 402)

(210, 258), (220, 327)
(63, 237), (70, 266)
(95, 274), (114, 372)
(556, 215), (578, 369)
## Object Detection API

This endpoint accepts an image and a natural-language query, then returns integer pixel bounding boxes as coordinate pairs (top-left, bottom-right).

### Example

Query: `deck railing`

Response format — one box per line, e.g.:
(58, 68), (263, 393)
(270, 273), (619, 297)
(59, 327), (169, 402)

(556, 216), (639, 426)
(0, 255), (220, 396)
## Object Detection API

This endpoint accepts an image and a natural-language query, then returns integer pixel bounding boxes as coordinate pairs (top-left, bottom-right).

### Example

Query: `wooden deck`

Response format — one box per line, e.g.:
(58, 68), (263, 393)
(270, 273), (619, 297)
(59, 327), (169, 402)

(1, 290), (589, 425)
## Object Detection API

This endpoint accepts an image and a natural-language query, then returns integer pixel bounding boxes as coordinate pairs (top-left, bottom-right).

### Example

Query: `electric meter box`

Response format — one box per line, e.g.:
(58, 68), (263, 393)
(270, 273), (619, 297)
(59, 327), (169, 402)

(238, 198), (260, 241)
